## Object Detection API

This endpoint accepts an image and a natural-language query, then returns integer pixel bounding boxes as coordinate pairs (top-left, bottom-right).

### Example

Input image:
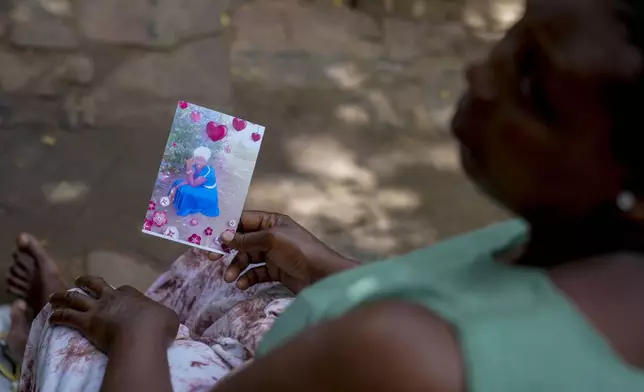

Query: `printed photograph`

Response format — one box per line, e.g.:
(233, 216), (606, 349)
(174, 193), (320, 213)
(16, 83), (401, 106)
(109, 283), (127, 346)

(142, 100), (265, 254)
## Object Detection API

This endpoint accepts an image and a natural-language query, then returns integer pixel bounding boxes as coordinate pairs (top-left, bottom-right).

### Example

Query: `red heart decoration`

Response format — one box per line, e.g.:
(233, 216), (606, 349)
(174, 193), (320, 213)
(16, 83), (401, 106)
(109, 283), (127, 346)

(178, 100), (188, 109)
(251, 132), (262, 142)
(233, 118), (247, 131)
(206, 122), (228, 142)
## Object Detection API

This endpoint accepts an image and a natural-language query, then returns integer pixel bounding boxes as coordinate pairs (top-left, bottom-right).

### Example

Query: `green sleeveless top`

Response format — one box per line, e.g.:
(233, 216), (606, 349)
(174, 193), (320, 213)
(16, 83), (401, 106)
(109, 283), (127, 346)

(257, 220), (644, 391)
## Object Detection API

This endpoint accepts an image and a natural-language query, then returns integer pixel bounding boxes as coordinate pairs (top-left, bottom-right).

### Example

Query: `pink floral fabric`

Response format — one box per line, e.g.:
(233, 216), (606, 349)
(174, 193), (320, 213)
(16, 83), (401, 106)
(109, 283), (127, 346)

(19, 249), (294, 392)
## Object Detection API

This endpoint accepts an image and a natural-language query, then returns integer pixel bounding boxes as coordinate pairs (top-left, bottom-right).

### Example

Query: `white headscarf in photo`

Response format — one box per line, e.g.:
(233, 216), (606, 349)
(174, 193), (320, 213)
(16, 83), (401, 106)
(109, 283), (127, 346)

(193, 146), (212, 161)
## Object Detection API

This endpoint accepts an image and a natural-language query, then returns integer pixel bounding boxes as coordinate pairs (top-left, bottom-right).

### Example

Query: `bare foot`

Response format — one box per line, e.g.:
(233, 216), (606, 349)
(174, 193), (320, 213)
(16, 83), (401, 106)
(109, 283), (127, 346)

(6, 234), (66, 314)
(5, 300), (29, 363)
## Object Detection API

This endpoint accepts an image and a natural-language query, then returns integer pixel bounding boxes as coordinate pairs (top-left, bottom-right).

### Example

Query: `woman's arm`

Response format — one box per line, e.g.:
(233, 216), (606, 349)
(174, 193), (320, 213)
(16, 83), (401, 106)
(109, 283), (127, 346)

(182, 161), (208, 187)
(48, 277), (179, 392)
(100, 327), (173, 392)
(186, 174), (207, 187)
(211, 300), (465, 392)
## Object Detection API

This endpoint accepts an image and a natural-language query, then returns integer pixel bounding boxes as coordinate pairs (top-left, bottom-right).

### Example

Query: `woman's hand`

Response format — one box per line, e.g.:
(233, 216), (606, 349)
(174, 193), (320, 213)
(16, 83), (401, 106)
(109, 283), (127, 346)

(48, 276), (179, 353)
(212, 211), (356, 294)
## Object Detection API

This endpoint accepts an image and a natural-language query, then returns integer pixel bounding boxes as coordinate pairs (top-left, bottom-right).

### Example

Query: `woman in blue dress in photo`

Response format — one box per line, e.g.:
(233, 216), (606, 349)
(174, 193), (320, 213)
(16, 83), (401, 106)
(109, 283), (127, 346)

(169, 146), (220, 217)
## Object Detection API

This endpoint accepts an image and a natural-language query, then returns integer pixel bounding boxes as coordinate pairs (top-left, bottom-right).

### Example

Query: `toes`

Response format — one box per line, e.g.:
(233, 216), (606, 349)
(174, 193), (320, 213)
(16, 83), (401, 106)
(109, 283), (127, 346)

(17, 233), (52, 266)
(7, 261), (30, 289)
(49, 291), (95, 312)
(9, 263), (29, 281)
(12, 252), (35, 274)
(7, 275), (29, 293)
(7, 285), (27, 299)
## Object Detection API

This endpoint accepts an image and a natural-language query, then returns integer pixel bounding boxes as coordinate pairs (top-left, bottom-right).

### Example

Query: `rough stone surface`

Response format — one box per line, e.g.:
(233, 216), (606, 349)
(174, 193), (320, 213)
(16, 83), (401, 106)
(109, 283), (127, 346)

(109, 37), (229, 100)
(63, 92), (97, 128)
(0, 0), (8, 39)
(383, 18), (428, 61)
(58, 54), (95, 85)
(0, 51), (50, 93)
(87, 251), (164, 292)
(9, 0), (79, 49)
(90, 35), (231, 126)
(234, 0), (381, 58)
(77, 0), (232, 47)
(39, 0), (74, 17)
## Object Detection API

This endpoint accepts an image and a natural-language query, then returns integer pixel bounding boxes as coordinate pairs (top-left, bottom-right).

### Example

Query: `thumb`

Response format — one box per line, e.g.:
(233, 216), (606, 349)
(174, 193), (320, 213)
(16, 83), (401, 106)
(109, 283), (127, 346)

(221, 230), (271, 252)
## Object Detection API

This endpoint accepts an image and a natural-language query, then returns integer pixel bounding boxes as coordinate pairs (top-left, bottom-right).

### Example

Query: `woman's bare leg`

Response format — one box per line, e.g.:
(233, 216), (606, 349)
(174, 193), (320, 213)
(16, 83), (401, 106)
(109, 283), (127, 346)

(4, 300), (29, 364)
(4, 234), (67, 363)
(6, 234), (66, 314)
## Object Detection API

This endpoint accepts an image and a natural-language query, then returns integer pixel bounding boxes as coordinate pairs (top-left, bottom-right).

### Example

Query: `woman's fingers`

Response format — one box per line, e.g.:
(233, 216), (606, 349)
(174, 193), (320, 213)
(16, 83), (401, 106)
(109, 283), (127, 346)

(237, 266), (271, 290)
(49, 291), (95, 312)
(208, 252), (224, 261)
(238, 210), (283, 233)
(75, 275), (112, 298)
(221, 230), (272, 253)
(49, 308), (90, 330)
(224, 252), (253, 283)
(238, 211), (267, 232)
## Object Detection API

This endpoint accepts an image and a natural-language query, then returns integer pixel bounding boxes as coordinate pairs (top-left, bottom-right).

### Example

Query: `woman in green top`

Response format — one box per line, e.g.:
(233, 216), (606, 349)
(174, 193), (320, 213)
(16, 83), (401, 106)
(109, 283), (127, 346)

(8, 0), (644, 390)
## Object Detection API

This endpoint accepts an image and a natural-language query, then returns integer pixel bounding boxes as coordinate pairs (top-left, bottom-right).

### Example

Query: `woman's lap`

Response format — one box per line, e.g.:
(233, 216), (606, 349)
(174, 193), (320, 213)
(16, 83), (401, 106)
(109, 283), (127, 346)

(174, 186), (220, 217)
(19, 249), (294, 392)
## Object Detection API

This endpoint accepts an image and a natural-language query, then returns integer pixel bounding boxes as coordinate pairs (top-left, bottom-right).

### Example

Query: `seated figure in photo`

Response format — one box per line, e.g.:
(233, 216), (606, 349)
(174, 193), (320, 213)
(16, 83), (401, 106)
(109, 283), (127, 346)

(169, 146), (220, 217)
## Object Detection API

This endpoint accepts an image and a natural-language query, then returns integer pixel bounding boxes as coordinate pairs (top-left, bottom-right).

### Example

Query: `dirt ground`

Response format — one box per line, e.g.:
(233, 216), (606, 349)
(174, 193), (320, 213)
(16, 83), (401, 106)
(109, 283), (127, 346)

(0, 0), (521, 299)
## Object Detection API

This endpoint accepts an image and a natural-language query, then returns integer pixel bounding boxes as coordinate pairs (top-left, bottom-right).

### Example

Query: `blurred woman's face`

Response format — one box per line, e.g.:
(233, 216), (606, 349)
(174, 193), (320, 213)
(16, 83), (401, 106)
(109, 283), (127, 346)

(195, 157), (207, 169)
(451, 0), (631, 223)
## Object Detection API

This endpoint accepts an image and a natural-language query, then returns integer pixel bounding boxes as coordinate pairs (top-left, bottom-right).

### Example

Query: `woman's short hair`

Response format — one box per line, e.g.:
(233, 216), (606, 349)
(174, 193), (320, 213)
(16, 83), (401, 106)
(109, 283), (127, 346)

(193, 146), (212, 161)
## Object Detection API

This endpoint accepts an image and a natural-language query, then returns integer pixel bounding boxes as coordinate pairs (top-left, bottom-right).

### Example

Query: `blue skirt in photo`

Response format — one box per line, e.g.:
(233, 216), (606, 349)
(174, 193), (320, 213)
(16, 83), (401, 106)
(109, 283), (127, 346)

(171, 180), (220, 217)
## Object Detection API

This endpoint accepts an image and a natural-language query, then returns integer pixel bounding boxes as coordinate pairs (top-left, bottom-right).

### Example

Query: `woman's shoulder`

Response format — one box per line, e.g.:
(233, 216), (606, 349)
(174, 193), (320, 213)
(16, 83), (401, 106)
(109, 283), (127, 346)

(303, 219), (528, 302)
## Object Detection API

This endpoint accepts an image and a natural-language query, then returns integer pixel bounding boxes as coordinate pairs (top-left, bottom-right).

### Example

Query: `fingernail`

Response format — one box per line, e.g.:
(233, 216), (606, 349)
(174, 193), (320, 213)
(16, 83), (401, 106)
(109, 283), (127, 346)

(221, 231), (234, 243)
(15, 300), (27, 311)
(224, 270), (237, 282)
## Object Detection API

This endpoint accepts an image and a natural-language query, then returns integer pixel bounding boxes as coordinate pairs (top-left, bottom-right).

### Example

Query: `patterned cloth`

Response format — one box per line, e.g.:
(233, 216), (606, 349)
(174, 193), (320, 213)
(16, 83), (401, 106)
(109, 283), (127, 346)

(19, 249), (294, 392)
